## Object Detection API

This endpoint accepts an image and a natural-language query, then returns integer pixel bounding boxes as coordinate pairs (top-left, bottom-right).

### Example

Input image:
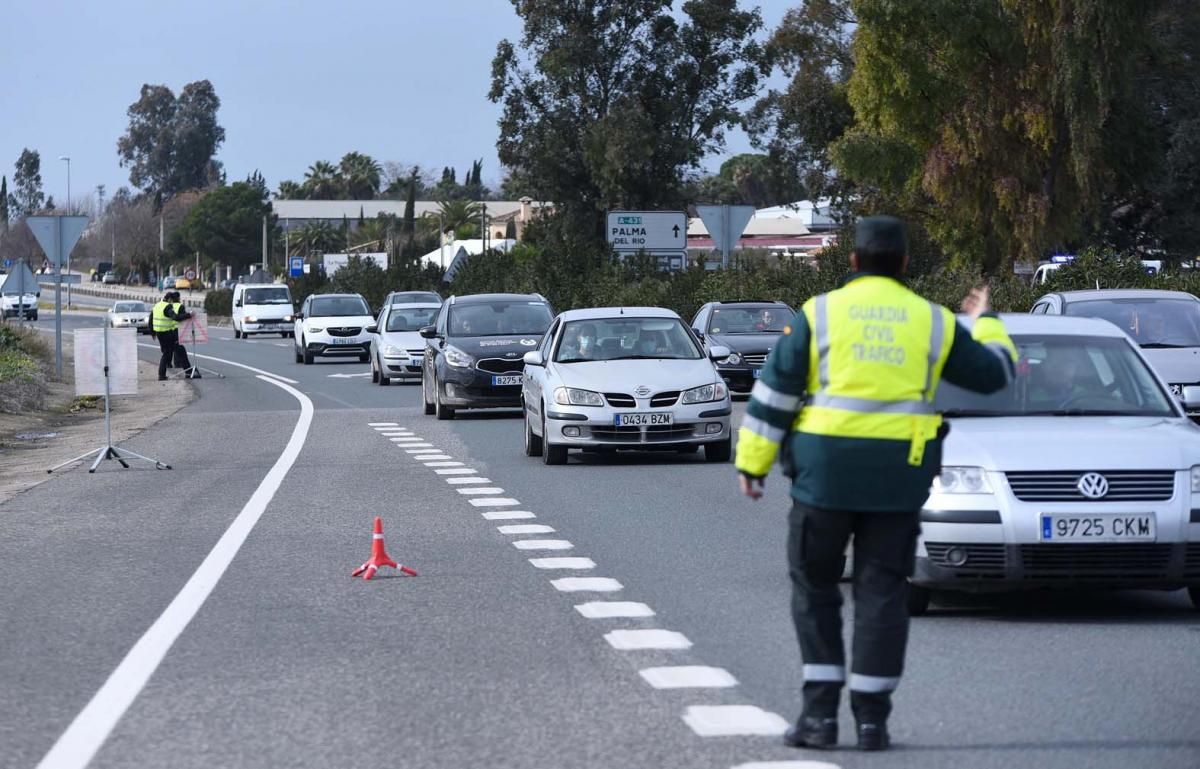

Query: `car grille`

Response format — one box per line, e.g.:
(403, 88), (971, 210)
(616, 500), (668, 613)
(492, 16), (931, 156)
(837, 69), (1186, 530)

(1018, 544), (1173, 579)
(407, 348), (424, 357)
(605, 393), (636, 408)
(476, 358), (525, 374)
(924, 543), (1006, 577)
(651, 391), (679, 407)
(1005, 471), (1175, 502)
(589, 424), (695, 443)
(1185, 543), (1200, 579)
(742, 353), (768, 366)
(326, 326), (361, 337)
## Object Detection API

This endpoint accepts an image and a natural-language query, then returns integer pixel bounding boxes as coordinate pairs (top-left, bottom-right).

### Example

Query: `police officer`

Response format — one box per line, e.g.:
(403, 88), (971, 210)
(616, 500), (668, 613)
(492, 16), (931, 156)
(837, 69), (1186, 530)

(735, 216), (1017, 751)
(152, 291), (196, 380)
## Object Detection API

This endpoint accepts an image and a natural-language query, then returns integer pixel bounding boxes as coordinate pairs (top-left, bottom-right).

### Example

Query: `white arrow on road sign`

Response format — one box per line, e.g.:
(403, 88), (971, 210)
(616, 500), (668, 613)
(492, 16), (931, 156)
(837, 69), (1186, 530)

(27, 216), (89, 267)
(606, 211), (688, 252)
(696, 205), (755, 267)
(327, 372), (372, 379)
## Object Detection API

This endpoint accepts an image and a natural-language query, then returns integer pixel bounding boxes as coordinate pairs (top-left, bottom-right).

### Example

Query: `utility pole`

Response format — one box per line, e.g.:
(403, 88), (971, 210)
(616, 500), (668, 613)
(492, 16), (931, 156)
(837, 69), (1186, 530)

(59, 156), (71, 306)
(262, 215), (268, 273)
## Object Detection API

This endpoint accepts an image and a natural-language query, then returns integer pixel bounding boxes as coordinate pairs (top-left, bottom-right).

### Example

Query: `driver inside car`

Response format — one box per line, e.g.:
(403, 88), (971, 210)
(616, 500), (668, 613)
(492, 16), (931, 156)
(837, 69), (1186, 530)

(1028, 349), (1094, 407)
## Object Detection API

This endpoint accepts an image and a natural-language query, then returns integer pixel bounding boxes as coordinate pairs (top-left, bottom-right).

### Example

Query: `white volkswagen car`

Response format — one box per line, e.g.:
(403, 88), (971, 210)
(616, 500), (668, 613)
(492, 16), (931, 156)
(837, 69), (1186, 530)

(914, 314), (1200, 613)
(107, 300), (151, 334)
(521, 307), (732, 465)
(368, 302), (441, 385)
(293, 293), (374, 365)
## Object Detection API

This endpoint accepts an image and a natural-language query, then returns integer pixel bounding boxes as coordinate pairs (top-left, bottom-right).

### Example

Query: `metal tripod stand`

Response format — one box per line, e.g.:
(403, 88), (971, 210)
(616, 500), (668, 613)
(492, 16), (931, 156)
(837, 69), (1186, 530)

(168, 319), (224, 380)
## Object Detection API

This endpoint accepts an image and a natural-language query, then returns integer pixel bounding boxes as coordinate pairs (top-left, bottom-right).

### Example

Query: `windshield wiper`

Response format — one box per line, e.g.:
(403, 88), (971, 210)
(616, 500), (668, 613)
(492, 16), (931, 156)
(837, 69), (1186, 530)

(1022, 409), (1143, 417)
(1139, 343), (1189, 349)
(940, 409), (1012, 418)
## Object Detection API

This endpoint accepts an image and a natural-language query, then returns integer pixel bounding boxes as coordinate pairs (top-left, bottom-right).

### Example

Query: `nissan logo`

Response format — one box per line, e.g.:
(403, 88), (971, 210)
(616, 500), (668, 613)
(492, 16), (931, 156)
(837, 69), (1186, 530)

(1076, 472), (1109, 499)
(634, 385), (651, 397)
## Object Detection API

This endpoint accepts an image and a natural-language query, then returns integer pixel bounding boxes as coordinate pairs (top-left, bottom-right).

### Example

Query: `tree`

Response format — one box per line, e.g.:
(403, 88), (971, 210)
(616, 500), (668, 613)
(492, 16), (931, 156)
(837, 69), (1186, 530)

(10, 149), (45, 217)
(490, 0), (766, 240)
(276, 180), (303, 199)
(1, 176), (8, 233)
(302, 161), (340, 199)
(339, 152), (382, 199)
(293, 221), (342, 256)
(176, 182), (275, 271)
(403, 170), (417, 257)
(116, 81), (226, 201)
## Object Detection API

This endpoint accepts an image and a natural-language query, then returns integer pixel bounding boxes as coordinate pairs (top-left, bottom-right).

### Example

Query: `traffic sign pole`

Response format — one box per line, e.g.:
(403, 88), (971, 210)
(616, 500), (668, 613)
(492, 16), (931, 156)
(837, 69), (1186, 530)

(27, 215), (89, 380)
(54, 218), (63, 378)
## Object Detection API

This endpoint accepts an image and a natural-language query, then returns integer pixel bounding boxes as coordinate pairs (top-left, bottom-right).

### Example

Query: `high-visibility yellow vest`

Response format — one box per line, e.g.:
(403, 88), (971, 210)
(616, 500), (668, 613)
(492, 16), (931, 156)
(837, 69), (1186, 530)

(152, 301), (178, 333)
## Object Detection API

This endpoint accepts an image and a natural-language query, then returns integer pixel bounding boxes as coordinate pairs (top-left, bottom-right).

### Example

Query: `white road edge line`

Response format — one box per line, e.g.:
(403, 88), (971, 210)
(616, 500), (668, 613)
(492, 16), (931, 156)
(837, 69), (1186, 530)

(35, 374), (314, 769)
(134, 342), (299, 384)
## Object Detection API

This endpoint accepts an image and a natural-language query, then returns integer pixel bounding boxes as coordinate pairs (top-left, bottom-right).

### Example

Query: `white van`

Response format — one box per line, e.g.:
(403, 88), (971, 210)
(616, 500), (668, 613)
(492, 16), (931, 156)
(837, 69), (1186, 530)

(232, 283), (295, 339)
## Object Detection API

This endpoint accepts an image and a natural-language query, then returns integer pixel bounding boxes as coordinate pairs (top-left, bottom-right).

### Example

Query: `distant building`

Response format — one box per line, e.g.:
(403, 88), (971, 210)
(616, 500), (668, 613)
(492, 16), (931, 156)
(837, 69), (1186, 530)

(686, 199), (840, 263)
(417, 239), (518, 282)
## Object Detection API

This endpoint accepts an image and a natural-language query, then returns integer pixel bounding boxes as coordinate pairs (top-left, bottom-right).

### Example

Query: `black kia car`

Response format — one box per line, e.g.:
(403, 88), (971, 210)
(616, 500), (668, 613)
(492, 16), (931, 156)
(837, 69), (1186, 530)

(420, 293), (554, 419)
(690, 300), (795, 395)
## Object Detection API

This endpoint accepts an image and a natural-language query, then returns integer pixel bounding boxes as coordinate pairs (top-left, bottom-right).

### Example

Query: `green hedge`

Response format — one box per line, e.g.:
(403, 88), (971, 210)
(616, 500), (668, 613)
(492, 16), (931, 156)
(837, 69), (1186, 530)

(204, 289), (233, 317)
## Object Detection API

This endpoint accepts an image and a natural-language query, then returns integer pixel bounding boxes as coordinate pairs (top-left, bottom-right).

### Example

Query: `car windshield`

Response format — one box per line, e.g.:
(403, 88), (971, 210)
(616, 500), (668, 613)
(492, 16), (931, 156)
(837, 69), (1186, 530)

(244, 287), (292, 304)
(114, 302), (146, 313)
(556, 317), (702, 362)
(1064, 297), (1200, 347)
(708, 305), (792, 334)
(936, 334), (1176, 417)
(387, 307), (439, 332)
(448, 301), (552, 337)
(391, 292), (441, 305)
(310, 296), (369, 317)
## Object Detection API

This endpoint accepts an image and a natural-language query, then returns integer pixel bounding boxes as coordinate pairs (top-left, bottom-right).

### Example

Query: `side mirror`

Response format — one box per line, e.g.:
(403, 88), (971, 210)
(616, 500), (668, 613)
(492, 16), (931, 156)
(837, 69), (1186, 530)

(693, 329), (705, 342)
(523, 351), (545, 367)
(294, 312), (304, 320)
(419, 325), (439, 339)
(235, 300), (243, 307)
(366, 324), (379, 334)
(708, 345), (731, 360)
(1182, 385), (1200, 411)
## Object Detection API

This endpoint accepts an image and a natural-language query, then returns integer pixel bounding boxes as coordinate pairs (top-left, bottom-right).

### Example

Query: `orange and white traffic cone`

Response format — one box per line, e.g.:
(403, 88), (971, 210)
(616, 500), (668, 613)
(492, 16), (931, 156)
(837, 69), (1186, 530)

(352, 516), (418, 580)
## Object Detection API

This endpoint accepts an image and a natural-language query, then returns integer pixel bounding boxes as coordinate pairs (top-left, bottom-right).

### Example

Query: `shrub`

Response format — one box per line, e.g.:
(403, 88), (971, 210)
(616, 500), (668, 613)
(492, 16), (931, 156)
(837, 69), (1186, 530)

(0, 324), (49, 413)
(204, 289), (233, 317)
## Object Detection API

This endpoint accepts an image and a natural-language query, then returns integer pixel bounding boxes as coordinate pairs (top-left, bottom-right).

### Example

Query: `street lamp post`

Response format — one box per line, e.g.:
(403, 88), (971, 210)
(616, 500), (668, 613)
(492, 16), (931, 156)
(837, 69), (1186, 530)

(59, 156), (71, 307)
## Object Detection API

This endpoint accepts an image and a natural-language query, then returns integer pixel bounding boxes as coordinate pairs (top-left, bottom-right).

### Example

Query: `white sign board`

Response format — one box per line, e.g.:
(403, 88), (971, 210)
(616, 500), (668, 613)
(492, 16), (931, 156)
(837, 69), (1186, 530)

(323, 252), (388, 276)
(74, 328), (138, 397)
(606, 211), (688, 252)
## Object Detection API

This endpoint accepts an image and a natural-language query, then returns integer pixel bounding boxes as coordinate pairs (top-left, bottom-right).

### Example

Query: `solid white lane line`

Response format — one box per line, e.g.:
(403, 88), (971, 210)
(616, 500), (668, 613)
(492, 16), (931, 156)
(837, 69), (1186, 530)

(604, 629), (692, 650)
(435, 468), (476, 475)
(512, 539), (573, 551)
(574, 602), (655, 619)
(134, 342), (299, 384)
(446, 477), (491, 484)
(731, 763), (842, 769)
(468, 497), (518, 507)
(406, 449), (441, 454)
(481, 510), (536, 520)
(368, 422), (398, 427)
(529, 557), (595, 570)
(497, 524), (555, 535)
(682, 706), (789, 737)
(35, 375), (313, 769)
(639, 666), (738, 689)
(425, 461), (465, 468)
(551, 577), (622, 592)
(456, 487), (504, 495)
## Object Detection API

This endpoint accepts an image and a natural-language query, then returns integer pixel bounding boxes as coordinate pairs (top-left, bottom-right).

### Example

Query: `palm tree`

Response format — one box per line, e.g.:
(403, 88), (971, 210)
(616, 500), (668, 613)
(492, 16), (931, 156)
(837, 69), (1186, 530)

(276, 180), (303, 199)
(339, 152), (382, 199)
(293, 221), (342, 255)
(303, 161), (341, 199)
(436, 199), (484, 234)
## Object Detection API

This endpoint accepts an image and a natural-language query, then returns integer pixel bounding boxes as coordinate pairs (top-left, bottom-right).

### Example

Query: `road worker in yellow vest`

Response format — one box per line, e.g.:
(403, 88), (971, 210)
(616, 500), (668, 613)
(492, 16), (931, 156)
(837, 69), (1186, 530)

(152, 291), (196, 380)
(735, 216), (1017, 752)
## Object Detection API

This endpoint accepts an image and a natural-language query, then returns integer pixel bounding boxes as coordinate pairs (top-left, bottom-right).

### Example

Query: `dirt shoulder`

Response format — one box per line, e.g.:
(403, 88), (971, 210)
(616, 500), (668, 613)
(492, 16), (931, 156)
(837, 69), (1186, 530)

(0, 328), (194, 504)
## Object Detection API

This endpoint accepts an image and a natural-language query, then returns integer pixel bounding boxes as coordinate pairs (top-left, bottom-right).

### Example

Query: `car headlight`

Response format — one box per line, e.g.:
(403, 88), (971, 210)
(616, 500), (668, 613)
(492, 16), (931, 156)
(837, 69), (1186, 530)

(719, 353), (743, 366)
(933, 467), (993, 494)
(444, 345), (473, 368)
(1191, 465), (1200, 493)
(382, 344), (404, 357)
(554, 387), (604, 407)
(282, 314), (293, 323)
(245, 315), (258, 323)
(682, 382), (727, 404)
(308, 326), (324, 333)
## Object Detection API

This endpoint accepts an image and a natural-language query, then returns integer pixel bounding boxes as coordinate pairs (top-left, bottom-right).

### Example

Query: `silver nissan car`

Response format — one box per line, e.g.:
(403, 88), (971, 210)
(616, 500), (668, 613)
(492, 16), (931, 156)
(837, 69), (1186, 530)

(914, 314), (1200, 613)
(520, 307), (733, 464)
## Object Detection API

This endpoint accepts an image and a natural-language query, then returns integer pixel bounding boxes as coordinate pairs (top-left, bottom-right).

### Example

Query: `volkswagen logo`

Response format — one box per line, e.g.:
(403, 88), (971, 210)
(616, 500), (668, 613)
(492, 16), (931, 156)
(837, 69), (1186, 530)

(634, 385), (651, 397)
(1076, 472), (1109, 499)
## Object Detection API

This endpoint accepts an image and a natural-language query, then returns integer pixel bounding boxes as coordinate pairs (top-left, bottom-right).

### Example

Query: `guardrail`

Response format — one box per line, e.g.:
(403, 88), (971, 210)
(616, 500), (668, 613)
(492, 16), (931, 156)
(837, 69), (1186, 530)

(35, 279), (207, 309)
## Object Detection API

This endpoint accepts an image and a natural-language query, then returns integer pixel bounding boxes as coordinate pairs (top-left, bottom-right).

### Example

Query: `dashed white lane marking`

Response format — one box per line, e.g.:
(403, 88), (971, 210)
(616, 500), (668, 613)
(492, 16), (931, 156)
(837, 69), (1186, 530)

(456, 487), (504, 495)
(426, 461), (465, 467)
(682, 705), (789, 737)
(435, 468), (476, 475)
(446, 476), (492, 484)
(575, 602), (655, 619)
(415, 455), (453, 461)
(497, 524), (555, 535)
(731, 763), (842, 769)
(390, 437), (424, 443)
(604, 629), (692, 650)
(400, 443), (434, 448)
(512, 539), (573, 551)
(380, 432), (414, 437)
(529, 557), (595, 570)
(639, 666), (738, 689)
(468, 497), (518, 507)
(406, 449), (441, 454)
(368, 423), (399, 427)
(481, 510), (536, 520)
(552, 577), (622, 592)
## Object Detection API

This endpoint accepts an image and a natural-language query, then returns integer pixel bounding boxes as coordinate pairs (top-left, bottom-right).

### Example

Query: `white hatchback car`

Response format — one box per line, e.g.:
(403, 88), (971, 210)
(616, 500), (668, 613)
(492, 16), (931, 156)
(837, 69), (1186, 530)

(293, 293), (374, 365)
(368, 302), (441, 385)
(914, 314), (1200, 613)
(521, 307), (732, 464)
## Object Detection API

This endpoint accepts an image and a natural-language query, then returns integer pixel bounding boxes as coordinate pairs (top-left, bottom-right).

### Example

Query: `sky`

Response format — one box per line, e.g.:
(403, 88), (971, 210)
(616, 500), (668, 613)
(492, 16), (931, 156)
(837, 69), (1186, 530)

(0, 0), (795, 209)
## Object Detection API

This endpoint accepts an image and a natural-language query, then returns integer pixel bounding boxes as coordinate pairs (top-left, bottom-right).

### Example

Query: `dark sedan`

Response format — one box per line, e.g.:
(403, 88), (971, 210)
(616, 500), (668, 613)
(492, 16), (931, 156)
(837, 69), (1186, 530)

(690, 300), (795, 394)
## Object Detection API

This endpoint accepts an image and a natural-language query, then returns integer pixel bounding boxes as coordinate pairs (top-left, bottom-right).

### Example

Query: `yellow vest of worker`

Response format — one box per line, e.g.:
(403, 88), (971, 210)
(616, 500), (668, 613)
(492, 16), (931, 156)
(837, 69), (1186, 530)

(152, 301), (178, 333)
(797, 276), (954, 465)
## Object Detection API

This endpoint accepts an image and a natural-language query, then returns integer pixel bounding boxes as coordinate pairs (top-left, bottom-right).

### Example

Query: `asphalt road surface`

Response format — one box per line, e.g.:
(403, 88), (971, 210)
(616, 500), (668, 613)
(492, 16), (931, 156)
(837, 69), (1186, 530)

(3, 310), (1198, 769)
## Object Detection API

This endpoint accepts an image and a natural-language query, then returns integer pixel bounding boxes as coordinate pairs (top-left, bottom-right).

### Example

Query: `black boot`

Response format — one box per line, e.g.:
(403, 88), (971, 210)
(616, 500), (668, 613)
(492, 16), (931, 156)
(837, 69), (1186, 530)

(856, 722), (890, 751)
(783, 716), (838, 749)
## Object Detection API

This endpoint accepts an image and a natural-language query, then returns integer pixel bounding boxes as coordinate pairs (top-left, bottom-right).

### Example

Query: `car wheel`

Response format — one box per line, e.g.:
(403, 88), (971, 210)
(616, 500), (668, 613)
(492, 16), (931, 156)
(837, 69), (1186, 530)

(359, 352), (370, 363)
(1189, 586), (1200, 611)
(371, 357), (380, 383)
(907, 584), (931, 616)
(524, 405), (543, 457)
(302, 339), (314, 365)
(280, 332), (288, 339)
(234, 327), (241, 339)
(434, 375), (455, 420)
(379, 363), (390, 387)
(704, 438), (732, 462)
(31, 312), (38, 321)
(422, 370), (435, 415)
(294, 346), (303, 364)
(542, 409), (567, 465)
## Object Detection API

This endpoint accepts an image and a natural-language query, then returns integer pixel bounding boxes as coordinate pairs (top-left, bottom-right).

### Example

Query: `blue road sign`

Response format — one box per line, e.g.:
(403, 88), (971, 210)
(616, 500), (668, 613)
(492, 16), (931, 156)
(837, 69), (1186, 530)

(3, 259), (11, 268)
(289, 256), (303, 277)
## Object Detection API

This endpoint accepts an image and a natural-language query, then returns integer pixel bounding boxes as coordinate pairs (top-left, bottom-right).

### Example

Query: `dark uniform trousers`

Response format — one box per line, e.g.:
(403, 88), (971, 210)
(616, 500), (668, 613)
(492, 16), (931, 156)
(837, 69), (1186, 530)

(788, 502), (920, 724)
(157, 330), (191, 378)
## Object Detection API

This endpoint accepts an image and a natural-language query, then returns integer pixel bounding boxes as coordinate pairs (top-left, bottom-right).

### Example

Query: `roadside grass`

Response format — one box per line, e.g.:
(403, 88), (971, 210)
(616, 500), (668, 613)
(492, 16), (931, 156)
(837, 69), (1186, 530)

(0, 323), (52, 413)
